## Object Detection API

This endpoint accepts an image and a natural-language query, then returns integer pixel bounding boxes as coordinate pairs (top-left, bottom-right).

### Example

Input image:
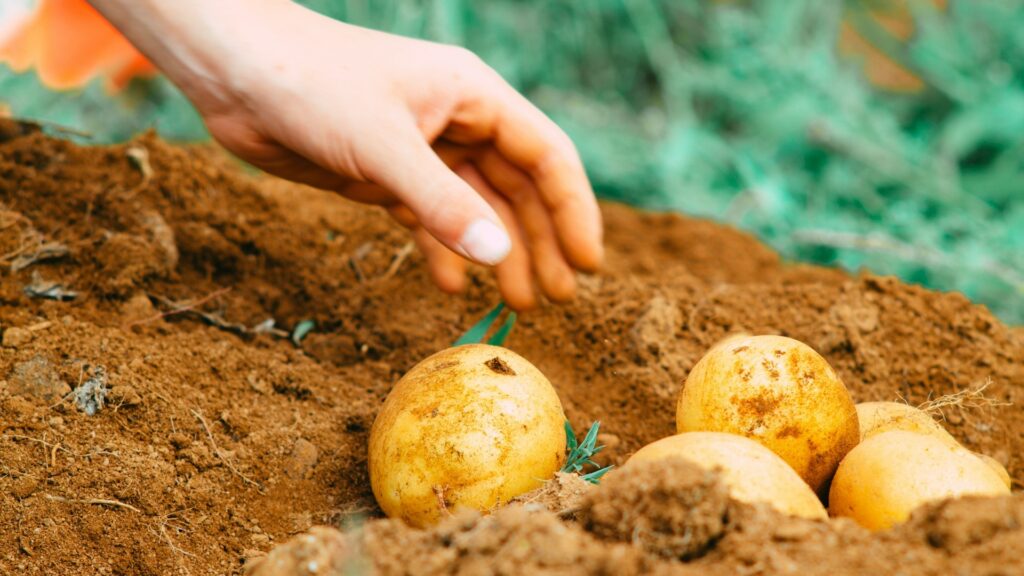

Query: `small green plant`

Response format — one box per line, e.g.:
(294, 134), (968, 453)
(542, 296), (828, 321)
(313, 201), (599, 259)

(454, 302), (517, 346)
(562, 421), (613, 484)
(291, 319), (316, 346)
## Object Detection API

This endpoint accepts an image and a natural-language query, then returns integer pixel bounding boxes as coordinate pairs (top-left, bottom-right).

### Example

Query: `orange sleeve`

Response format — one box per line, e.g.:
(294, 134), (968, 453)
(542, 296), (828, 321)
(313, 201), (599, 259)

(0, 0), (156, 92)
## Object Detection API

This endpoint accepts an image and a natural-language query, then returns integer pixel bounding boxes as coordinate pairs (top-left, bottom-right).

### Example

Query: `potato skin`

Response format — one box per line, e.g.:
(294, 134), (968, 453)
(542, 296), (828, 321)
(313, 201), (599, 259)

(856, 401), (958, 445)
(369, 344), (566, 528)
(855, 402), (1012, 489)
(676, 335), (859, 495)
(972, 452), (1012, 490)
(829, 431), (1010, 531)
(628, 432), (828, 520)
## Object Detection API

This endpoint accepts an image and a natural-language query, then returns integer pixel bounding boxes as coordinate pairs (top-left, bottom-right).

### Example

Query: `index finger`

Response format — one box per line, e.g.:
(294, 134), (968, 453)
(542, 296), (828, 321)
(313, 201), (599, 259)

(482, 83), (604, 272)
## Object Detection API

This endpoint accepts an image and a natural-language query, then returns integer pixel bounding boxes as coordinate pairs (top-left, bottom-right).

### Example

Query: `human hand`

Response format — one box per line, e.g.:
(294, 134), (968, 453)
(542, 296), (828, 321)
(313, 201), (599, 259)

(90, 0), (603, 310)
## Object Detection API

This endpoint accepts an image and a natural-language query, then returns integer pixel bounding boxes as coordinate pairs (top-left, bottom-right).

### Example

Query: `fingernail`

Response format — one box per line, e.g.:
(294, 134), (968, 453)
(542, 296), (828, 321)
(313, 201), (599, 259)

(458, 219), (511, 265)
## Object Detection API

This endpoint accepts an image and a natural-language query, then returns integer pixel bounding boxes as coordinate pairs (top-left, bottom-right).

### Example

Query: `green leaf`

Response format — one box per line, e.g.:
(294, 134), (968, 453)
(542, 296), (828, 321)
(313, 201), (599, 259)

(564, 420), (578, 454)
(291, 319), (316, 346)
(486, 311), (517, 346)
(581, 465), (614, 484)
(561, 421), (613, 483)
(453, 302), (504, 346)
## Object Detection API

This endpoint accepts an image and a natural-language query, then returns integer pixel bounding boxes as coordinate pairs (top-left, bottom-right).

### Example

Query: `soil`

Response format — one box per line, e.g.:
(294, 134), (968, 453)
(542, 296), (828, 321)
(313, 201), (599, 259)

(0, 120), (1021, 575)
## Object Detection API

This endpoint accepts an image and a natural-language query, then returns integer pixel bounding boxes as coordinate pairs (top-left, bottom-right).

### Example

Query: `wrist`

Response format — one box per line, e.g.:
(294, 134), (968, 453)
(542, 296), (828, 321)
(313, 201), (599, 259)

(87, 0), (301, 113)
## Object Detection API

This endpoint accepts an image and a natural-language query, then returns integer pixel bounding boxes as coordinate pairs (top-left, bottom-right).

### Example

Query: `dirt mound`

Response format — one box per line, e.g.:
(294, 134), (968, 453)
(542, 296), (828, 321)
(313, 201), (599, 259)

(248, 458), (1024, 576)
(0, 120), (1021, 575)
(579, 458), (730, 560)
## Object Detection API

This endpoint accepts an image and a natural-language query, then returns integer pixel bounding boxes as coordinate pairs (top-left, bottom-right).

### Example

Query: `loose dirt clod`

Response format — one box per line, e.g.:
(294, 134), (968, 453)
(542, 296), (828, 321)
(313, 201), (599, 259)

(8, 355), (66, 401)
(0, 120), (1021, 575)
(580, 458), (731, 560)
(71, 366), (108, 415)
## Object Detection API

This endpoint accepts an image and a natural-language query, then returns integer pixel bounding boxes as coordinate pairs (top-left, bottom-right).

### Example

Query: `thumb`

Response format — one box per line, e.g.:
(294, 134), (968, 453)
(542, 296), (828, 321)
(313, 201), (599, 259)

(366, 127), (511, 266)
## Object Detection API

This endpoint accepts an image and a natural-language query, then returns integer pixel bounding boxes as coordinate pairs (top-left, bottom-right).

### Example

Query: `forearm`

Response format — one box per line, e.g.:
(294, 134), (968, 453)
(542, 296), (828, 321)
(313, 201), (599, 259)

(86, 0), (296, 112)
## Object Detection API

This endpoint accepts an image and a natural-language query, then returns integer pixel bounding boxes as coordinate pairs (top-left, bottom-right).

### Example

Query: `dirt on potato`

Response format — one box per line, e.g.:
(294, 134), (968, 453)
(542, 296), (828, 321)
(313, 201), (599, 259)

(0, 120), (1021, 575)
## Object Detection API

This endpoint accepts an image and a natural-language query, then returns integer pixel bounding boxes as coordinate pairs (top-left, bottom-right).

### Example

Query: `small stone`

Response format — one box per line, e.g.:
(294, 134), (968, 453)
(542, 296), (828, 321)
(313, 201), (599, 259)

(284, 439), (320, 480)
(12, 476), (39, 499)
(251, 533), (271, 545)
(108, 385), (142, 407)
(169, 432), (191, 450)
(8, 356), (68, 402)
(3, 327), (32, 348)
(120, 292), (157, 325)
(773, 521), (816, 542)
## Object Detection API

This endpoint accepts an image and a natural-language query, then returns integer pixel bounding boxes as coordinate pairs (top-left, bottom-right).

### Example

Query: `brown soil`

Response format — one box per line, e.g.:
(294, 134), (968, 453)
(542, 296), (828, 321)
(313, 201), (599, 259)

(0, 120), (1021, 575)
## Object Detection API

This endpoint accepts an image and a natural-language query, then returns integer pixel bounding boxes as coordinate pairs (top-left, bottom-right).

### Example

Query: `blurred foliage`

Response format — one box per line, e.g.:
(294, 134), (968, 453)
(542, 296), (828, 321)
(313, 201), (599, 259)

(1, 0), (1021, 323)
(0, 71), (204, 142)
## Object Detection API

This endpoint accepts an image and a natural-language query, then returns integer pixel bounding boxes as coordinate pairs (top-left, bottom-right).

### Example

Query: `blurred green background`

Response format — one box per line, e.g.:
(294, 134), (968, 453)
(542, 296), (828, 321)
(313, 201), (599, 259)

(1, 0), (1022, 324)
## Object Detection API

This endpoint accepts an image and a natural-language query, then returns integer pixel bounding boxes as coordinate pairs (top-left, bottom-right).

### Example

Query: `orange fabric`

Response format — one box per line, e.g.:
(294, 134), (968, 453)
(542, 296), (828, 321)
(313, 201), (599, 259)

(0, 0), (156, 92)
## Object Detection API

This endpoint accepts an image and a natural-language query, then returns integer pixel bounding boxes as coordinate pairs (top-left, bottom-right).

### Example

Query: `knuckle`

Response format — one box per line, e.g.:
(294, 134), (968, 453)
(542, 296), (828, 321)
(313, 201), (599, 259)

(450, 46), (485, 68)
(532, 148), (573, 184)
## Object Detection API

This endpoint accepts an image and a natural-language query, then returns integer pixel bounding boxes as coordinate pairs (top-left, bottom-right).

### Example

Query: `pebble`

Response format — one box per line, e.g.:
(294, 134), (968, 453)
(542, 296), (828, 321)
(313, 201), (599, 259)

(2, 327), (32, 348)
(284, 438), (320, 480)
(8, 356), (68, 402)
(12, 476), (39, 499)
(773, 521), (816, 542)
(109, 385), (143, 407)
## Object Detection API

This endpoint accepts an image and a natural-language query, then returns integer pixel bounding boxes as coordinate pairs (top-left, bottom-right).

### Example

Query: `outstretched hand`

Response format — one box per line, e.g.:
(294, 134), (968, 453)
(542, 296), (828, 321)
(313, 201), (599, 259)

(90, 0), (603, 310)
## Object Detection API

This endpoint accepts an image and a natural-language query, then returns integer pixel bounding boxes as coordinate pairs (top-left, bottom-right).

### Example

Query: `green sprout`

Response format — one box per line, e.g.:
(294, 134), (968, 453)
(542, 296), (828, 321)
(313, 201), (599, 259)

(561, 421), (613, 484)
(291, 319), (316, 346)
(454, 302), (517, 347)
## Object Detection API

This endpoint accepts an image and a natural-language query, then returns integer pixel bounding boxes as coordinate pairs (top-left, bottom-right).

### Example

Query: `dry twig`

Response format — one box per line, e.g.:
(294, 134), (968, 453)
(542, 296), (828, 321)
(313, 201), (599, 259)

(11, 117), (92, 138)
(348, 241), (373, 283)
(23, 272), (78, 301)
(381, 241), (415, 280)
(44, 493), (141, 513)
(127, 144), (154, 180)
(191, 409), (265, 493)
(127, 287), (231, 329)
(4, 433), (67, 467)
(138, 290), (291, 340)
(154, 514), (196, 576)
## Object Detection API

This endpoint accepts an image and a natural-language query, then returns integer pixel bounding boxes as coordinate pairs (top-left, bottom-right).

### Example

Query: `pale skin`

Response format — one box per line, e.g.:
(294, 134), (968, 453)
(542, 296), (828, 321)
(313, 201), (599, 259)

(86, 0), (603, 311)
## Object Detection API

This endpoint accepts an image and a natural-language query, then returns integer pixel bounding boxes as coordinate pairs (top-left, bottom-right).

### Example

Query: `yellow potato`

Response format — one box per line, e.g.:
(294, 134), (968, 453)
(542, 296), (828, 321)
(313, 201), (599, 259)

(676, 334), (859, 494)
(973, 452), (1012, 490)
(829, 431), (1010, 531)
(369, 344), (566, 527)
(856, 401), (958, 446)
(855, 402), (1012, 490)
(628, 432), (828, 520)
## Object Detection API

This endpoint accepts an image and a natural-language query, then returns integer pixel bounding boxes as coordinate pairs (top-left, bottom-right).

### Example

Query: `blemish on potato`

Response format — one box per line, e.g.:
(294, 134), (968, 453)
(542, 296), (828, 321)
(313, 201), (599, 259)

(737, 390), (782, 420)
(433, 360), (459, 371)
(776, 424), (802, 439)
(485, 356), (516, 375)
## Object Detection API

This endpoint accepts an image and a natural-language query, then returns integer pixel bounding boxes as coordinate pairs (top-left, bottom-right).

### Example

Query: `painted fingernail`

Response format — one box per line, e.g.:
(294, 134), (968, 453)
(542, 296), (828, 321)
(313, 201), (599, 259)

(458, 219), (511, 265)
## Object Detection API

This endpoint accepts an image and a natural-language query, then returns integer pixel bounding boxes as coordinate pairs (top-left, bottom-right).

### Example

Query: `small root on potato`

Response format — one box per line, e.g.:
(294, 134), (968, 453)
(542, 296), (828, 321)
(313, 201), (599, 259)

(433, 485), (453, 517)
(917, 379), (1009, 420)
